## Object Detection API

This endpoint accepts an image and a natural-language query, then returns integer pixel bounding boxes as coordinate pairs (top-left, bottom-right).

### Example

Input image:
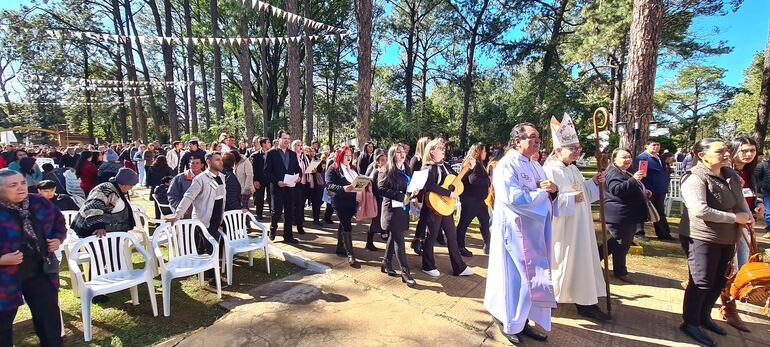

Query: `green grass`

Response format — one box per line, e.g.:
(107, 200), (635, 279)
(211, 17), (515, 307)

(13, 194), (302, 347)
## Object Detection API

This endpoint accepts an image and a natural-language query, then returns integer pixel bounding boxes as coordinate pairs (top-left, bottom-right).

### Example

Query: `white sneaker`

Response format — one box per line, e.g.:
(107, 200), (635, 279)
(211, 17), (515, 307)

(459, 267), (475, 276)
(422, 269), (441, 277)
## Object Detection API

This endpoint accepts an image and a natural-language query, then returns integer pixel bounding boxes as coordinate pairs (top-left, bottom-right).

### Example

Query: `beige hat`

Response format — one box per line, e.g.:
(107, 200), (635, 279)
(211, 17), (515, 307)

(550, 113), (579, 148)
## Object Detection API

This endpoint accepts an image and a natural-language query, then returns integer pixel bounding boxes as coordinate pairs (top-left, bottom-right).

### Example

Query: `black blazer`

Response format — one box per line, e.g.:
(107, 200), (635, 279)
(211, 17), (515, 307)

(604, 166), (648, 224)
(325, 166), (357, 209)
(264, 148), (301, 186)
(378, 166), (412, 232)
(251, 150), (267, 185)
(420, 163), (456, 201)
(222, 168), (243, 211)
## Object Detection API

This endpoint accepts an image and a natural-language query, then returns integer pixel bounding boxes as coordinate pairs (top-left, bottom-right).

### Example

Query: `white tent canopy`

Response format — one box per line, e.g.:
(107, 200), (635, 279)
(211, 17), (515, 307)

(0, 131), (17, 144)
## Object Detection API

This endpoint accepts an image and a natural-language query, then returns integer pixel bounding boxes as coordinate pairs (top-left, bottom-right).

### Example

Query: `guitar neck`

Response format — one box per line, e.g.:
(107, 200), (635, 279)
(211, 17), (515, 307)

(451, 162), (473, 185)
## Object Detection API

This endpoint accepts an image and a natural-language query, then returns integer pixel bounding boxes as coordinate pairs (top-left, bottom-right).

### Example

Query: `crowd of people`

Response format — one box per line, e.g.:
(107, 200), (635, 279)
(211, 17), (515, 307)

(0, 120), (765, 346)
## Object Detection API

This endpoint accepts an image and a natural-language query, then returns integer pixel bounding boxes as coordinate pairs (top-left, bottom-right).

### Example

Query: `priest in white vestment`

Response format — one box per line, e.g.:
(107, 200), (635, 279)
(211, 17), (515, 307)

(485, 123), (558, 344)
(542, 114), (611, 321)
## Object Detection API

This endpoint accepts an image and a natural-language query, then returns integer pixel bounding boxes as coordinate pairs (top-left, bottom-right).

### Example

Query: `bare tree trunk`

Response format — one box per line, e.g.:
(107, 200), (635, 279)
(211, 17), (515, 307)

(260, 13), (272, 137)
(238, 18), (255, 140)
(286, 0), (303, 139)
(355, 0), (373, 145)
(83, 45), (95, 143)
(184, 0), (198, 134)
(457, 0), (489, 151)
(128, 0), (157, 141)
(611, 45), (626, 132)
(754, 21), (770, 153)
(621, 0), (663, 155)
(535, 0), (569, 105)
(328, 40), (342, 147)
(211, 0), (225, 121)
(149, 0), (179, 140)
(303, 0), (314, 143)
(199, 50), (212, 130)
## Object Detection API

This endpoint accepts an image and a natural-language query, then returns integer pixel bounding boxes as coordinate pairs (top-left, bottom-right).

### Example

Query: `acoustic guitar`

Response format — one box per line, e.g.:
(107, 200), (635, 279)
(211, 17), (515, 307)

(427, 160), (473, 216)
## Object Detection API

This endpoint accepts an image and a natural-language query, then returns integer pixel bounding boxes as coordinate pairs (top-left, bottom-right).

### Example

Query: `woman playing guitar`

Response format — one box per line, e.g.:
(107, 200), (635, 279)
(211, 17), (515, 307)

(420, 139), (474, 277)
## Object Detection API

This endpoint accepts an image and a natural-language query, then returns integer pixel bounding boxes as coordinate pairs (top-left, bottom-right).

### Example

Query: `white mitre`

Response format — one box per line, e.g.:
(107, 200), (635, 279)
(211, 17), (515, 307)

(550, 113), (579, 149)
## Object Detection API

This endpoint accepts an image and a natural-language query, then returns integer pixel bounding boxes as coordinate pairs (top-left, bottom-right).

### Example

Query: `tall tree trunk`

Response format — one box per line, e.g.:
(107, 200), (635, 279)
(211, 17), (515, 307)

(117, 0), (146, 142)
(611, 49), (625, 132)
(287, 0), (303, 139)
(303, 0), (314, 143)
(621, 0), (663, 155)
(754, 21), (770, 153)
(355, 0), (373, 145)
(128, 0), (157, 141)
(184, 0), (198, 134)
(163, 0), (179, 140)
(210, 0), (225, 121)
(112, 33), (128, 142)
(328, 40), (342, 147)
(238, 18), (255, 140)
(458, 0), (489, 151)
(83, 45), (94, 143)
(260, 13), (272, 137)
(535, 0), (569, 106)
(149, 0), (179, 140)
(199, 50), (212, 130)
(404, 6), (417, 119)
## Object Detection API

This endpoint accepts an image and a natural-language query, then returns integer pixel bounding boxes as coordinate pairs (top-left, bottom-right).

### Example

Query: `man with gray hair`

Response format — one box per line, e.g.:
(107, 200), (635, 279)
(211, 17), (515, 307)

(484, 123), (558, 344)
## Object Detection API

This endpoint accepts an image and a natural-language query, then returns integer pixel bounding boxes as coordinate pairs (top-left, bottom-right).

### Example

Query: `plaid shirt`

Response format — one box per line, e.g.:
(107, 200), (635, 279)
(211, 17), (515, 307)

(0, 194), (67, 311)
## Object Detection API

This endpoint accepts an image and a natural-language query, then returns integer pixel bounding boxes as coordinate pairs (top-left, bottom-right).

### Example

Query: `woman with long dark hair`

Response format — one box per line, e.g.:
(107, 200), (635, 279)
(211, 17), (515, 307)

(365, 149), (387, 251)
(326, 146), (366, 267)
(456, 143), (491, 256)
(679, 138), (751, 346)
(378, 144), (416, 287)
(75, 150), (98, 195)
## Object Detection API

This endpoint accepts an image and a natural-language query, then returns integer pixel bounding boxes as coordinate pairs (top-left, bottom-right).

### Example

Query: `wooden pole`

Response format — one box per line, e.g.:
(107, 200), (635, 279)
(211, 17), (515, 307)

(592, 107), (612, 313)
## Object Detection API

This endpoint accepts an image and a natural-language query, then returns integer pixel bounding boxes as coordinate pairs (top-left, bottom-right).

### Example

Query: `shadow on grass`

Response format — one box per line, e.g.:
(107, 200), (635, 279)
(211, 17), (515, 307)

(13, 250), (302, 347)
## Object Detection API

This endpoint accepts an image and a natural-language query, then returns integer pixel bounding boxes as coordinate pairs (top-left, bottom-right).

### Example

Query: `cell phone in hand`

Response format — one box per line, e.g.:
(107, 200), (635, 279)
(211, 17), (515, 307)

(639, 160), (648, 175)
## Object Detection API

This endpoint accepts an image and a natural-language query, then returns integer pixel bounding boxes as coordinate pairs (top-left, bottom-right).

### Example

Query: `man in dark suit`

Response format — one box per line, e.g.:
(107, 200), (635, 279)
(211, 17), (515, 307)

(633, 138), (674, 241)
(251, 137), (272, 220)
(264, 130), (301, 244)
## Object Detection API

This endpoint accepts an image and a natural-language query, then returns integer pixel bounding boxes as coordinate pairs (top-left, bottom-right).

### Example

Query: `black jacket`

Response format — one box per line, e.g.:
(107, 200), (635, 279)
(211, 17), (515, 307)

(378, 166), (412, 232)
(755, 158), (770, 194)
(222, 167), (243, 211)
(251, 150), (267, 184)
(325, 166), (357, 209)
(265, 148), (302, 185)
(460, 161), (490, 202)
(178, 149), (207, 174)
(604, 166), (648, 224)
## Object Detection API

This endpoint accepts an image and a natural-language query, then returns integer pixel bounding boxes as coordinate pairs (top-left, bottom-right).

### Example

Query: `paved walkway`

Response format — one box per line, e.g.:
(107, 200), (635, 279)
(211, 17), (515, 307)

(133, 186), (769, 346)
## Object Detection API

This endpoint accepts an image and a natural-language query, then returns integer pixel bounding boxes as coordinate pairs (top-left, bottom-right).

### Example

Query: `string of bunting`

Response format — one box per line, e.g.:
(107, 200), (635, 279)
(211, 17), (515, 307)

(0, 100), (127, 106)
(0, 24), (349, 46)
(236, 0), (347, 35)
(23, 76), (195, 87)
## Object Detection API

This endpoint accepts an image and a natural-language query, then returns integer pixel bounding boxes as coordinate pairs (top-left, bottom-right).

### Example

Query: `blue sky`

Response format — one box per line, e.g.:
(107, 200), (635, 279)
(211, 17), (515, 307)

(2, 0), (769, 87)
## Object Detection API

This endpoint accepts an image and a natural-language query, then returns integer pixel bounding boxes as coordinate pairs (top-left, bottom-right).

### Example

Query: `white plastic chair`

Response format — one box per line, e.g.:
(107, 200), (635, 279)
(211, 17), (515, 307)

(219, 211), (271, 285)
(152, 220), (221, 316)
(665, 178), (684, 215)
(67, 232), (158, 341)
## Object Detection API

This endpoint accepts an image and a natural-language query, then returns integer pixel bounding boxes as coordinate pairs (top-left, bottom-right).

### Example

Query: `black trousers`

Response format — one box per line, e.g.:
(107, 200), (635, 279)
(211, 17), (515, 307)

(0, 274), (62, 347)
(270, 185), (295, 239)
(305, 184), (323, 222)
(202, 223), (224, 279)
(422, 213), (467, 275)
(682, 238), (734, 326)
(323, 202), (335, 221)
(605, 223), (637, 276)
(636, 193), (671, 238)
(292, 184), (306, 230)
(252, 183), (268, 218)
(456, 198), (490, 249)
(368, 198), (383, 236)
(385, 228), (409, 271)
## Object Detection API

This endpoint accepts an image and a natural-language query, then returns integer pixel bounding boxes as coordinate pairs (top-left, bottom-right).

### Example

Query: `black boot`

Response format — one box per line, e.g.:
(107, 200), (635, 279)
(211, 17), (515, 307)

(411, 238), (423, 255)
(366, 232), (379, 251)
(381, 259), (397, 276)
(335, 230), (346, 256)
(518, 320), (548, 341)
(342, 231), (358, 268)
(576, 304), (611, 322)
(680, 323), (715, 347)
(401, 268), (416, 288)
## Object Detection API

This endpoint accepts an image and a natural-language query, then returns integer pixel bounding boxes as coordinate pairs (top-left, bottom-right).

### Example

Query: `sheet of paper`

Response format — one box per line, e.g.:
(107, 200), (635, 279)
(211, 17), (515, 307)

(350, 176), (371, 192)
(283, 174), (299, 187)
(306, 159), (322, 173)
(392, 200), (404, 208)
(407, 169), (429, 193)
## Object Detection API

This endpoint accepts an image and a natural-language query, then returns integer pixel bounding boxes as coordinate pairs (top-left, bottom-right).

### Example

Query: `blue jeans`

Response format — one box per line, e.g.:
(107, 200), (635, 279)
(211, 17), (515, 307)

(763, 193), (770, 231)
